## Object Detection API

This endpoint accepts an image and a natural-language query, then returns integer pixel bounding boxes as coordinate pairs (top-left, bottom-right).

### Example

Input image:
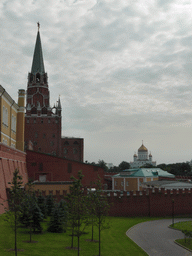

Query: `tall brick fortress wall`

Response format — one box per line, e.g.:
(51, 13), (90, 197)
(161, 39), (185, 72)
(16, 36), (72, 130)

(0, 143), (28, 214)
(107, 188), (192, 217)
(35, 187), (192, 217)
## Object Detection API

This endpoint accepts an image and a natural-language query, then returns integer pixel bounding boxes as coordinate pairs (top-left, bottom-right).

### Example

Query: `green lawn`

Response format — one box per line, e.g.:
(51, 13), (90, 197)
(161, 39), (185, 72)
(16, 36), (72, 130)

(0, 215), (156, 256)
(170, 221), (192, 251)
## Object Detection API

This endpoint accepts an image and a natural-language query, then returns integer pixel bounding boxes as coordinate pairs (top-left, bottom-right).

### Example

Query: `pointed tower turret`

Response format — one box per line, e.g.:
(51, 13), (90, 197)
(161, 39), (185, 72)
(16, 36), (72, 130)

(57, 96), (62, 116)
(26, 24), (49, 112)
(25, 25), (83, 162)
(25, 24), (62, 156)
(31, 31), (45, 75)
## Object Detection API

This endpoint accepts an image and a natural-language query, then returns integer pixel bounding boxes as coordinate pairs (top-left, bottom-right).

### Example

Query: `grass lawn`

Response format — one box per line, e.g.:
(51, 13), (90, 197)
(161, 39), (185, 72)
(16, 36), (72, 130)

(0, 214), (158, 256)
(170, 221), (192, 251)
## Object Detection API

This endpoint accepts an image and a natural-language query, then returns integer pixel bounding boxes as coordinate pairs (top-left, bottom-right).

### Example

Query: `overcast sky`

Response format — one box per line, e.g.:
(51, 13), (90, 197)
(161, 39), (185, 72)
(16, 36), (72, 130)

(1, 0), (192, 165)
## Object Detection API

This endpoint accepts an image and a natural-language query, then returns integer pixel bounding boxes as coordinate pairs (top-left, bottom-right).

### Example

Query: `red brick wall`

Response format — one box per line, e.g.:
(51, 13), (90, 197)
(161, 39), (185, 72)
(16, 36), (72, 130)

(35, 188), (192, 217)
(107, 188), (192, 217)
(26, 150), (104, 187)
(0, 143), (28, 214)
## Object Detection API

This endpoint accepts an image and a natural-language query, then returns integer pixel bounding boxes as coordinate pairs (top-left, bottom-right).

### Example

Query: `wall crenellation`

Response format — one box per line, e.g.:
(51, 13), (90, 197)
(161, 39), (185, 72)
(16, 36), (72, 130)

(32, 187), (192, 217)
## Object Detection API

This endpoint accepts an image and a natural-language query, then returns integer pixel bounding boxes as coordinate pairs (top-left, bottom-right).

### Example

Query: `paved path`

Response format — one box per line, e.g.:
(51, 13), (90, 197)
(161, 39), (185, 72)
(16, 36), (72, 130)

(126, 219), (192, 256)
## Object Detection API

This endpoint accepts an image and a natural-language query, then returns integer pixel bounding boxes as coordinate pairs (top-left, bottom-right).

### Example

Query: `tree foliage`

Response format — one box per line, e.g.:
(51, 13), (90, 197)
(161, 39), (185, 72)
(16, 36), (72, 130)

(47, 200), (68, 233)
(92, 179), (110, 256)
(98, 160), (109, 172)
(46, 194), (55, 216)
(67, 171), (89, 255)
(37, 193), (47, 218)
(157, 162), (191, 175)
(20, 192), (44, 236)
(5, 169), (24, 256)
(119, 161), (130, 170)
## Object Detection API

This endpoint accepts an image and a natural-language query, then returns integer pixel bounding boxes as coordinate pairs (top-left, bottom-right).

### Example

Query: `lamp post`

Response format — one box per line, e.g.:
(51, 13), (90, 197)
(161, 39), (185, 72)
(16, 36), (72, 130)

(172, 199), (175, 226)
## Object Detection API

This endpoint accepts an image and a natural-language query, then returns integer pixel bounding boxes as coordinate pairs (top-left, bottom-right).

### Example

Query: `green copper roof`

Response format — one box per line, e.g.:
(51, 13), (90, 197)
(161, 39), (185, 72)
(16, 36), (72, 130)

(31, 31), (45, 74)
(113, 168), (175, 178)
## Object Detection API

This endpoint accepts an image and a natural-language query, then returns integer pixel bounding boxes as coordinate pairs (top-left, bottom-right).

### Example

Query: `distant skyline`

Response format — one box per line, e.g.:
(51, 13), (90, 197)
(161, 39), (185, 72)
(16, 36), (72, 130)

(1, 0), (192, 165)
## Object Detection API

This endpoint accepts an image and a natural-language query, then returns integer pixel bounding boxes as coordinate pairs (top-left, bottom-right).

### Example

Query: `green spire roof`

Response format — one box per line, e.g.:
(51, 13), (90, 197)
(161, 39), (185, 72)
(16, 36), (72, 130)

(31, 31), (45, 74)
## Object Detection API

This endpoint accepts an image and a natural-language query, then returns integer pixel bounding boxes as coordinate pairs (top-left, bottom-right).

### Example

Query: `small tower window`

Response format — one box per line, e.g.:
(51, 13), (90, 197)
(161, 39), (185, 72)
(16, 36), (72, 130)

(52, 134), (55, 138)
(36, 73), (40, 82)
(48, 119), (51, 123)
(64, 148), (68, 154)
(39, 163), (43, 171)
(34, 118), (36, 123)
(41, 119), (43, 123)
(35, 132), (38, 138)
(73, 148), (78, 154)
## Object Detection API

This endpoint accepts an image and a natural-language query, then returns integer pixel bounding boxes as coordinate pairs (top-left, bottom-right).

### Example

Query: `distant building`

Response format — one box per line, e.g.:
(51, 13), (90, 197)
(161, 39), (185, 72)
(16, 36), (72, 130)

(107, 163), (114, 169)
(112, 168), (174, 191)
(130, 142), (156, 168)
(142, 180), (192, 190)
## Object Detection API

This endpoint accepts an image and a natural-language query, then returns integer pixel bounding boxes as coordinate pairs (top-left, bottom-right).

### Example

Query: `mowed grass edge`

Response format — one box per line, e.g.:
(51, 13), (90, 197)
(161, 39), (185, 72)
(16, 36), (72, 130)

(171, 220), (192, 251)
(0, 214), (158, 256)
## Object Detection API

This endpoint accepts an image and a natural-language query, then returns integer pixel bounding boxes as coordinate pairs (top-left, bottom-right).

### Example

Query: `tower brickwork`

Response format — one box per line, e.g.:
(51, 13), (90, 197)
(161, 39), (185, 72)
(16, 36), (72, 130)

(25, 29), (83, 161)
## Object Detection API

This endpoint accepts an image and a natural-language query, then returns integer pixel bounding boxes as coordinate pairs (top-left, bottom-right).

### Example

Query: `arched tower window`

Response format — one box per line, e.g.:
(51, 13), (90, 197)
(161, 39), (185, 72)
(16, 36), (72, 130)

(42, 107), (47, 114)
(31, 107), (37, 114)
(36, 73), (40, 83)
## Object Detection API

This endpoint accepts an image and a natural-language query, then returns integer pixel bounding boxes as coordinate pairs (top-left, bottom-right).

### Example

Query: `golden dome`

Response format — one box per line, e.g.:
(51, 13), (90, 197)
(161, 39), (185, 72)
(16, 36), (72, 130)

(138, 144), (148, 152)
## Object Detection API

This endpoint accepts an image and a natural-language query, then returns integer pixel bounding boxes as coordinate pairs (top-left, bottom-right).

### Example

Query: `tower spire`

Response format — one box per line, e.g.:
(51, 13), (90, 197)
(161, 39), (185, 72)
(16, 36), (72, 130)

(31, 26), (45, 74)
(37, 21), (40, 31)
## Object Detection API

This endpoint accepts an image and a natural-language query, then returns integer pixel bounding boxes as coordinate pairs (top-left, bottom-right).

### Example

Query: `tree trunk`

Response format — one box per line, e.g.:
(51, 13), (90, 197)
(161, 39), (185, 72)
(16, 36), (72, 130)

(78, 218), (80, 256)
(71, 227), (74, 248)
(78, 235), (80, 256)
(99, 215), (101, 256)
(91, 219), (94, 241)
(30, 224), (32, 242)
(15, 210), (17, 256)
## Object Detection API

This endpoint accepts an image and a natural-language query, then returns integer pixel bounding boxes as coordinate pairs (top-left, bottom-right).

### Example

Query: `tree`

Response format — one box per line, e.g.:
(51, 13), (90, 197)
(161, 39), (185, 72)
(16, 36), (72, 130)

(67, 171), (89, 256)
(157, 162), (191, 175)
(46, 194), (55, 216)
(19, 181), (43, 239)
(119, 161), (130, 170)
(47, 200), (68, 233)
(98, 160), (108, 172)
(37, 192), (47, 218)
(94, 179), (110, 256)
(5, 169), (24, 256)
(87, 188), (97, 242)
